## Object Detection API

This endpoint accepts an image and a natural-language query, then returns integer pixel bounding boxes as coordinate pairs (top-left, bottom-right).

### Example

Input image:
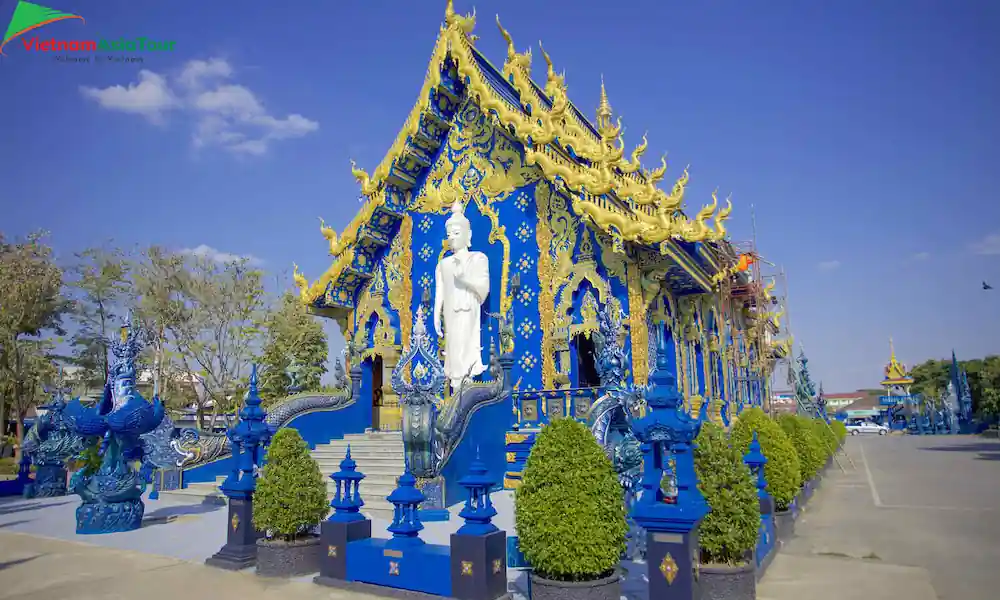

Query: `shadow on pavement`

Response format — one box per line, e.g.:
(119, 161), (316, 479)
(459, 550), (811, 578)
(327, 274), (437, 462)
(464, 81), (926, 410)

(0, 500), (73, 516)
(0, 519), (33, 529)
(0, 554), (43, 571)
(918, 442), (1000, 462)
(142, 500), (223, 526)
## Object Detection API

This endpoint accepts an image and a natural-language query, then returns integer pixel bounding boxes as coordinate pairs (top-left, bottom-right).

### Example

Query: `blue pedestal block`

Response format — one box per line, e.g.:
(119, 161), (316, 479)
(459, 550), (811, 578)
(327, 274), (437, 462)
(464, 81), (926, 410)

(450, 530), (507, 600)
(316, 518), (372, 582)
(755, 512), (776, 579)
(347, 538), (452, 597)
(76, 498), (144, 534)
(646, 528), (701, 599)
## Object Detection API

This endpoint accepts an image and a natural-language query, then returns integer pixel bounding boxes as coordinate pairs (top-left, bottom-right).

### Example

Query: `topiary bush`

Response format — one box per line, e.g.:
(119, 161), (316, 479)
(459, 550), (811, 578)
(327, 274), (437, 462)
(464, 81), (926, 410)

(694, 421), (761, 566)
(777, 415), (826, 483)
(730, 407), (801, 511)
(812, 419), (838, 458)
(253, 428), (328, 541)
(830, 420), (847, 445)
(515, 418), (628, 581)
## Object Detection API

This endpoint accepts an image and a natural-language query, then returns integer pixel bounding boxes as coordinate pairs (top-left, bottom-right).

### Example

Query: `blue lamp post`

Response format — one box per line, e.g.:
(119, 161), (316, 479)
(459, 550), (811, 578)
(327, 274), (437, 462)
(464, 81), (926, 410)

(317, 445), (374, 584)
(206, 364), (272, 571)
(744, 433), (776, 573)
(630, 329), (707, 600)
(451, 451), (507, 600)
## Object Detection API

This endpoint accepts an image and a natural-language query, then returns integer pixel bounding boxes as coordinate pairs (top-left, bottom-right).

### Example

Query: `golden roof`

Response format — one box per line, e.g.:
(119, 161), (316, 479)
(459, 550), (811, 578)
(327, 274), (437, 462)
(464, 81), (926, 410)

(297, 0), (735, 306)
(882, 337), (913, 384)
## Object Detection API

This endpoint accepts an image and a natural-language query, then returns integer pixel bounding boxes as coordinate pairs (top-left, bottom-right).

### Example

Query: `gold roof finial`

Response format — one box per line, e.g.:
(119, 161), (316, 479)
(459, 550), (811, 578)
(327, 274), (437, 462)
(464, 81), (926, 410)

(597, 75), (613, 130)
(889, 336), (896, 360)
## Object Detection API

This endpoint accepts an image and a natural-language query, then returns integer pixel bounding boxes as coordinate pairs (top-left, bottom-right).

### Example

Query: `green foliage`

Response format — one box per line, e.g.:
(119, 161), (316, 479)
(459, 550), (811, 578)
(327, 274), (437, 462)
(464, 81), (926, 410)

(0, 231), (66, 457)
(77, 438), (103, 476)
(830, 420), (847, 445)
(253, 428), (328, 540)
(811, 419), (839, 458)
(694, 422), (760, 566)
(258, 292), (328, 404)
(67, 245), (131, 393)
(777, 414), (826, 482)
(0, 457), (17, 475)
(730, 408), (801, 511)
(514, 418), (628, 581)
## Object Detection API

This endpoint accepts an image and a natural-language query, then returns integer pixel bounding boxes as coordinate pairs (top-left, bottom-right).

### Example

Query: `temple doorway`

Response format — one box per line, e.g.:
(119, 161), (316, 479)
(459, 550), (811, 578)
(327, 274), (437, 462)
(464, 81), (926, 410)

(575, 334), (601, 388)
(371, 355), (384, 430)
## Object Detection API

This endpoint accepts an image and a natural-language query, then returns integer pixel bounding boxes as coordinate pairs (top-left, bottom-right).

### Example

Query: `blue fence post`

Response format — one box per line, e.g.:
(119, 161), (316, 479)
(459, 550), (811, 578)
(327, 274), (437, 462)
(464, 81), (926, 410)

(206, 364), (272, 571)
(315, 445), (373, 585)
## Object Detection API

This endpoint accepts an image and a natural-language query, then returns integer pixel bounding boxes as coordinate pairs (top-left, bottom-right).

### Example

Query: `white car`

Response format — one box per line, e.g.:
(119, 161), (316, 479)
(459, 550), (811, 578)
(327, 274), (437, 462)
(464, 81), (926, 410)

(846, 421), (888, 436)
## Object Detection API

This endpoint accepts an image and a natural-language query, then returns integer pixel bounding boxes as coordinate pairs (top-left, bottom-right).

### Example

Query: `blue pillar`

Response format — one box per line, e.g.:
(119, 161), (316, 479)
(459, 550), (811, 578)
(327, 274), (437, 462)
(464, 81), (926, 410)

(450, 452), (507, 600)
(206, 364), (273, 571)
(744, 434), (776, 577)
(630, 330), (707, 600)
(316, 446), (373, 584)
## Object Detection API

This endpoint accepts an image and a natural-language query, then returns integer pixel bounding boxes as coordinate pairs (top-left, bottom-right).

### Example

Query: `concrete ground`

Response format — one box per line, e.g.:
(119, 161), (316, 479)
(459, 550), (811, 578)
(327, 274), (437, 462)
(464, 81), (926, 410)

(0, 434), (997, 599)
(758, 434), (1000, 600)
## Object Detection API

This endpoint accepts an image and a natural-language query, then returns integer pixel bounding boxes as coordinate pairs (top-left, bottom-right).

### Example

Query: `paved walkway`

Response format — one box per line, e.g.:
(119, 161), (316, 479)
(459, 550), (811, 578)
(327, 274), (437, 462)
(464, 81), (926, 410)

(1, 435), (997, 599)
(757, 434), (1000, 600)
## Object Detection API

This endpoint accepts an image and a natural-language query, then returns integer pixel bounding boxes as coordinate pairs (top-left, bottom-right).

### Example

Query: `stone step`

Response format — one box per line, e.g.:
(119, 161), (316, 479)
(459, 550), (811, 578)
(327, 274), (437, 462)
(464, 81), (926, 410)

(314, 454), (404, 467)
(313, 443), (405, 454)
(315, 464), (404, 477)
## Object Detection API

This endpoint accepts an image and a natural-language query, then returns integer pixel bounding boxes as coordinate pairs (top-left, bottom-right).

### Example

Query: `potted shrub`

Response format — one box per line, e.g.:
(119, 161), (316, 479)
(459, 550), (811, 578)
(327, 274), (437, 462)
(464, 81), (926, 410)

(831, 420), (847, 447)
(730, 408), (801, 540)
(253, 428), (328, 577)
(694, 422), (761, 600)
(515, 418), (628, 600)
(811, 419), (838, 472)
(777, 415), (825, 502)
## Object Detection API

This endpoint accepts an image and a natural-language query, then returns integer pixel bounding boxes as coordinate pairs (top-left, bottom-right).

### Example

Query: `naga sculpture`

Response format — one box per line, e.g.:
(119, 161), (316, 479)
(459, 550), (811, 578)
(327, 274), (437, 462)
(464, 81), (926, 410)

(586, 300), (646, 558)
(21, 391), (90, 498)
(63, 314), (195, 534)
(391, 305), (510, 479)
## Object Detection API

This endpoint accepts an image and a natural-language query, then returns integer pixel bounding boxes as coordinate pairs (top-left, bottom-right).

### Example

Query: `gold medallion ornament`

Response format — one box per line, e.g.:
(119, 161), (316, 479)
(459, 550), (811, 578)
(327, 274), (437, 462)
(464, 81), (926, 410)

(230, 513), (239, 531)
(660, 553), (679, 584)
(327, 545), (338, 557)
(389, 561), (400, 576)
(461, 561), (473, 576)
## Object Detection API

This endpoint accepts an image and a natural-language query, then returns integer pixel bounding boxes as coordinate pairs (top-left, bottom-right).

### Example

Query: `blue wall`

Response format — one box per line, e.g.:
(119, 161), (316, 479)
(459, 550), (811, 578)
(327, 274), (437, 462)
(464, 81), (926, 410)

(181, 397), (371, 485)
(439, 394), (511, 507)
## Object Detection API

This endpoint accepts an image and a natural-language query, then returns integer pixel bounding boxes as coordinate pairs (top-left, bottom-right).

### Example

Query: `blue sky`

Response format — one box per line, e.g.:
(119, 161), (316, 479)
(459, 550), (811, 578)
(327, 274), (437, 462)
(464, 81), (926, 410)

(1, 0), (998, 392)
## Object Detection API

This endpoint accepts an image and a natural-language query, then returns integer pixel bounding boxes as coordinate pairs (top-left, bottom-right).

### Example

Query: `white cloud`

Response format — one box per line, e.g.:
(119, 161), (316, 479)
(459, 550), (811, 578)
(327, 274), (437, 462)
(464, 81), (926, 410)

(970, 232), (1000, 256)
(912, 251), (930, 261)
(817, 260), (841, 271)
(176, 58), (233, 90)
(180, 244), (262, 266)
(80, 58), (317, 156)
(79, 71), (177, 123)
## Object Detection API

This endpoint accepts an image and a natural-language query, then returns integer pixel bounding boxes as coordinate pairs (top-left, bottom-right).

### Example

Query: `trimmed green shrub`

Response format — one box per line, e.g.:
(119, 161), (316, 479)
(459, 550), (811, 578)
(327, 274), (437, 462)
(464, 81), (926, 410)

(812, 419), (838, 458)
(253, 428), (328, 540)
(694, 422), (761, 566)
(777, 414), (826, 482)
(730, 407), (801, 511)
(830, 420), (847, 445)
(515, 418), (628, 581)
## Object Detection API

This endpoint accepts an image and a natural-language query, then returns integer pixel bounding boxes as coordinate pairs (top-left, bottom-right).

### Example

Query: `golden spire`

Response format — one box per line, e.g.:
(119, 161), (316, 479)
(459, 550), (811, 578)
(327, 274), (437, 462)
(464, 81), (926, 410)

(596, 75), (613, 131)
(889, 336), (896, 361)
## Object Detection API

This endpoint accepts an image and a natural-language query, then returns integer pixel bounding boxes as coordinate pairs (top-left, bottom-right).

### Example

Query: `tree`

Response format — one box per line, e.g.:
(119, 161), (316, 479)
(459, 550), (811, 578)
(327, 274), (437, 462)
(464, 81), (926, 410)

(129, 246), (193, 411)
(67, 245), (130, 395)
(252, 428), (328, 540)
(257, 292), (328, 404)
(0, 231), (66, 459)
(910, 359), (950, 400)
(167, 254), (267, 430)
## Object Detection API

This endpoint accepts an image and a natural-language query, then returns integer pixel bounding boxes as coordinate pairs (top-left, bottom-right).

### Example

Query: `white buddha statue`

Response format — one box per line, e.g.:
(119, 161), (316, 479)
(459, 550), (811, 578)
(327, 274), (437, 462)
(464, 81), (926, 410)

(433, 200), (490, 391)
